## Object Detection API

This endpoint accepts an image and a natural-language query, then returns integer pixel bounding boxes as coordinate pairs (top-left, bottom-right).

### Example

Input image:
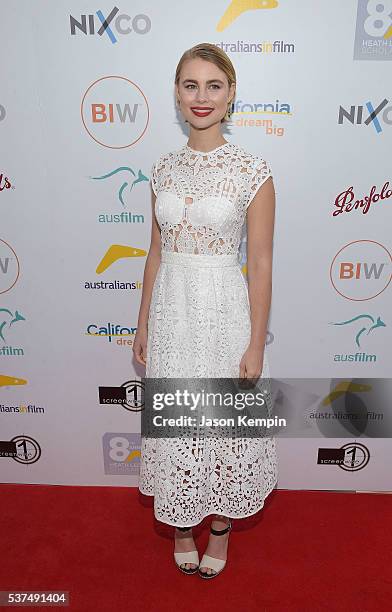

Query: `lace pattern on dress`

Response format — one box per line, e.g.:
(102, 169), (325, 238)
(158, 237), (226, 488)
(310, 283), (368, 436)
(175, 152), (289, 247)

(151, 143), (272, 255)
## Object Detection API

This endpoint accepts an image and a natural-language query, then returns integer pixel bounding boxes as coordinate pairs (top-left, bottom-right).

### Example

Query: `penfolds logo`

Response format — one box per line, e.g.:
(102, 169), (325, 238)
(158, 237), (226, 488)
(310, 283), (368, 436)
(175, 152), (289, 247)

(0, 173), (12, 191)
(333, 181), (391, 216)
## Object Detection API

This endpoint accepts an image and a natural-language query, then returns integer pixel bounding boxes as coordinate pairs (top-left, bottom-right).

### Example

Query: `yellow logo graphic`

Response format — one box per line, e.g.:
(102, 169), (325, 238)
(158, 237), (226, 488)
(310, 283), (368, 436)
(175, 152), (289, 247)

(322, 381), (372, 406)
(125, 449), (141, 463)
(217, 0), (278, 32)
(96, 244), (147, 273)
(0, 374), (27, 387)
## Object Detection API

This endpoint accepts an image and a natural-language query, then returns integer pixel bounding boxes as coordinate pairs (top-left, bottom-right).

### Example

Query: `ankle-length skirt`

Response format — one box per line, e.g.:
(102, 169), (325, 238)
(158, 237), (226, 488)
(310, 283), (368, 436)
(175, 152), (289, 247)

(138, 250), (278, 527)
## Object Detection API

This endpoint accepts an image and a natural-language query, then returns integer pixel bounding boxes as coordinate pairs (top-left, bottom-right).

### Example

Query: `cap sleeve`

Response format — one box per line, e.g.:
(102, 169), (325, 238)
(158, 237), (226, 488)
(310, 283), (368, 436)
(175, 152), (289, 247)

(246, 157), (273, 209)
(150, 160), (159, 196)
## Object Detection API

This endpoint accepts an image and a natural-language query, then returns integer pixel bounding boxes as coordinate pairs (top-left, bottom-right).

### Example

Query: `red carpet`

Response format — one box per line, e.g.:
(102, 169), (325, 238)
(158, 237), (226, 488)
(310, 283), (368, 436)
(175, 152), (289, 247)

(0, 484), (391, 611)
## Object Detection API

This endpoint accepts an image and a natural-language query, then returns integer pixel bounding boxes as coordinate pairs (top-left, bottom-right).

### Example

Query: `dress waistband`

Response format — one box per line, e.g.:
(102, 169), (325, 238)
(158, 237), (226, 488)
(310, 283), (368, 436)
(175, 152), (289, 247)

(161, 250), (239, 268)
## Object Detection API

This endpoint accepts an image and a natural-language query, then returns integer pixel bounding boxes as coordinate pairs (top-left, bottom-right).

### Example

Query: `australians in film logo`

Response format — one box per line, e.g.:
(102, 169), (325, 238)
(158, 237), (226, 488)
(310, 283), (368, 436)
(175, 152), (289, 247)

(81, 76), (149, 148)
(216, 0), (278, 32)
(332, 180), (391, 215)
(83, 244), (145, 293)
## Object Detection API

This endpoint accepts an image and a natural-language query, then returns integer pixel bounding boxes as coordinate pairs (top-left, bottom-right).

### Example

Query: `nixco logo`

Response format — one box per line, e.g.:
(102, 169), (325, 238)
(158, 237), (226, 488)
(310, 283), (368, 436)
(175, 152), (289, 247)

(0, 239), (20, 295)
(330, 240), (392, 301)
(354, 0), (392, 60)
(338, 98), (392, 133)
(81, 76), (149, 148)
(70, 7), (151, 43)
(0, 104), (5, 121)
(217, 0), (278, 32)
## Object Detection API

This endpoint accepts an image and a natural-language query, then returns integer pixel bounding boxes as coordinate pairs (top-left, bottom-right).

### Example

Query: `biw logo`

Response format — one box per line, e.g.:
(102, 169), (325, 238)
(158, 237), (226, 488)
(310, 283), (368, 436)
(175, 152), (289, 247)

(81, 76), (149, 148)
(330, 239), (391, 301)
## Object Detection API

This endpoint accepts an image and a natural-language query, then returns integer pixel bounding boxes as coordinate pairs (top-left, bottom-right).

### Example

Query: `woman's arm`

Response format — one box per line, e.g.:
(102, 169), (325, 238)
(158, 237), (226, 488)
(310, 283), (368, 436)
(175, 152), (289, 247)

(133, 192), (161, 365)
(239, 176), (275, 378)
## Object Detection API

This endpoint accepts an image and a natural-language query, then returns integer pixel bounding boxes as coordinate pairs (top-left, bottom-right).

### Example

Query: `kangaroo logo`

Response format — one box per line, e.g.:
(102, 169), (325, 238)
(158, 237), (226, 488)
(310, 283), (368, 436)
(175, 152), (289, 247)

(217, 0), (278, 32)
(330, 314), (386, 348)
(0, 308), (25, 343)
(91, 166), (149, 206)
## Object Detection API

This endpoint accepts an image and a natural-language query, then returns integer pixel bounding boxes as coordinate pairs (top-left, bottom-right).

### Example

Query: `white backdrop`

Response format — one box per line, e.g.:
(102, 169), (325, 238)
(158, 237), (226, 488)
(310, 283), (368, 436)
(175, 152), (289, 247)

(1, 1), (391, 491)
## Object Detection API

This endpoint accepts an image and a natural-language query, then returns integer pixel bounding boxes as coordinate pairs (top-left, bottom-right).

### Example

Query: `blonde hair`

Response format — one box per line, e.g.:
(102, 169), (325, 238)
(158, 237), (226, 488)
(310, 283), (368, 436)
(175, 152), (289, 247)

(175, 43), (236, 123)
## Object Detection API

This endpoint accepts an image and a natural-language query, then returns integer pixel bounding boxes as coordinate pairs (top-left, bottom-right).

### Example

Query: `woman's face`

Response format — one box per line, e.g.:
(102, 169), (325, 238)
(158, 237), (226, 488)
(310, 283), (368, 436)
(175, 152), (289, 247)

(176, 57), (235, 126)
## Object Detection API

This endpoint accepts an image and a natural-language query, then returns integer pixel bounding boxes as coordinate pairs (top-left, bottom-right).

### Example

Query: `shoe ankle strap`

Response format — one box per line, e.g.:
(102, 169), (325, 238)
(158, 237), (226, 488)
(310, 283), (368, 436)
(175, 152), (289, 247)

(176, 526), (192, 532)
(210, 520), (232, 536)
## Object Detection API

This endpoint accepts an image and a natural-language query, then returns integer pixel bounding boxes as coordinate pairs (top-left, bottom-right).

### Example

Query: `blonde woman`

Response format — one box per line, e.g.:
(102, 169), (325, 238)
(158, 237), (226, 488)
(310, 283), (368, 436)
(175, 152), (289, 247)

(133, 43), (277, 579)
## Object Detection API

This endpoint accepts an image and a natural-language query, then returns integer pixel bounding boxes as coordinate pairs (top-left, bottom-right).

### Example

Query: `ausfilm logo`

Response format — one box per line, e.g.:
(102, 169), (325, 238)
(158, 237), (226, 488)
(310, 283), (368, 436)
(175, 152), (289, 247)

(70, 7), (151, 43)
(0, 239), (20, 295)
(81, 76), (149, 148)
(330, 240), (392, 301)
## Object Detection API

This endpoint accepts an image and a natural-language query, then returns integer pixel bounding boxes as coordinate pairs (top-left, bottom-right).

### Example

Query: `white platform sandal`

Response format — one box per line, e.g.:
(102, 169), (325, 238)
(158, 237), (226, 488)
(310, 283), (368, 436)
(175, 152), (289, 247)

(174, 526), (199, 575)
(198, 519), (232, 579)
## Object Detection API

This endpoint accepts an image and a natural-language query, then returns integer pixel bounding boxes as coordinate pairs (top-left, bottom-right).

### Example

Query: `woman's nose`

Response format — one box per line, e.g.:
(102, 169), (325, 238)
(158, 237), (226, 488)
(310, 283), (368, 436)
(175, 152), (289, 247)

(196, 89), (208, 101)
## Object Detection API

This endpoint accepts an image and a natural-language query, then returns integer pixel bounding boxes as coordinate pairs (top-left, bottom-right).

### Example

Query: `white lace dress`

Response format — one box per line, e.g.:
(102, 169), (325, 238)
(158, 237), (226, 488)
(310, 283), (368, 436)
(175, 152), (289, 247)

(138, 141), (278, 527)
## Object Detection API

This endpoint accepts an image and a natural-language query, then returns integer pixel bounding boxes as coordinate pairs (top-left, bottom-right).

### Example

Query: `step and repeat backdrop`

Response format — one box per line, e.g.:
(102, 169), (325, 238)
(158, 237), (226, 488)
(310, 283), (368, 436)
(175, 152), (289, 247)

(1, 1), (391, 491)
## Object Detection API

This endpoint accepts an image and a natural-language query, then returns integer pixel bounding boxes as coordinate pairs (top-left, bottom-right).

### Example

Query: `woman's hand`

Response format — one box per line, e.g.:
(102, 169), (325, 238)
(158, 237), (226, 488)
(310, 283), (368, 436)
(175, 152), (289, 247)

(239, 344), (264, 381)
(133, 326), (148, 366)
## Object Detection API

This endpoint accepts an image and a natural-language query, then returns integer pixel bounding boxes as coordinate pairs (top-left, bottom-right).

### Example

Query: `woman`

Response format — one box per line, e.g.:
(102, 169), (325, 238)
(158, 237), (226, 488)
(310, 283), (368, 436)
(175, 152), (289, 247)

(133, 43), (277, 579)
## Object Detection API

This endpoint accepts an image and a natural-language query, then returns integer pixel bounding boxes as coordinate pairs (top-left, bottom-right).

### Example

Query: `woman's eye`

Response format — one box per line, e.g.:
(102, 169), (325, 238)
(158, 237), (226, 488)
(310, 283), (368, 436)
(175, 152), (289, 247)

(184, 84), (220, 89)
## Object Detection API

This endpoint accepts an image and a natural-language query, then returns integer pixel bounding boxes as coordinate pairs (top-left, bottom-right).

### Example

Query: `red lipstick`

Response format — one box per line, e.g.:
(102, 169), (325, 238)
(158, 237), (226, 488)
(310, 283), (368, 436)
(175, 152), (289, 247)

(191, 107), (214, 117)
